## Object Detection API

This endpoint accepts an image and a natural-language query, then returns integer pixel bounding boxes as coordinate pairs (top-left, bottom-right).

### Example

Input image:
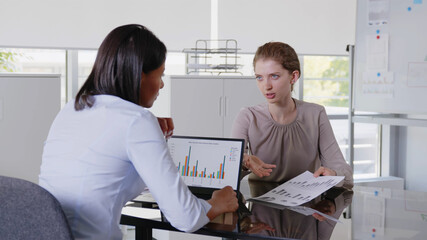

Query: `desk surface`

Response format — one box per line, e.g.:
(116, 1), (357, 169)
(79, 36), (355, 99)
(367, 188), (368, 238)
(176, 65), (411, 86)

(121, 176), (353, 240)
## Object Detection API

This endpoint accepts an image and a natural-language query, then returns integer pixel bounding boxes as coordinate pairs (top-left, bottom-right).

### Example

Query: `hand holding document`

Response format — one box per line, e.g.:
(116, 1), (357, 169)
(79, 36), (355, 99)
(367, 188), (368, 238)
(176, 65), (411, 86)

(248, 171), (344, 207)
(247, 171), (344, 222)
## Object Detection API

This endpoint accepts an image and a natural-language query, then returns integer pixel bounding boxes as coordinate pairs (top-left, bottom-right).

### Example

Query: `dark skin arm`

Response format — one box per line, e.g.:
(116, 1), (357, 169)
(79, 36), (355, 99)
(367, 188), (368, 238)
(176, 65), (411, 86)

(157, 117), (174, 139)
(157, 118), (238, 220)
(206, 186), (239, 220)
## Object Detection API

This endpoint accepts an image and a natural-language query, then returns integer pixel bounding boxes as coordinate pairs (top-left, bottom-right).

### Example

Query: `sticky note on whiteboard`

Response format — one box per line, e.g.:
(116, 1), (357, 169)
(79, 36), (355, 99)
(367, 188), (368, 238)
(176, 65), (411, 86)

(414, 0), (422, 4)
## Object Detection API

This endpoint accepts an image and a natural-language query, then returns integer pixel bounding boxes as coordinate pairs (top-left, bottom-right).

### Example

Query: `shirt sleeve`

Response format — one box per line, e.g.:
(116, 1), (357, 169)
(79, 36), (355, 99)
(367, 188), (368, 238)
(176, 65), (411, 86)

(126, 112), (211, 232)
(231, 108), (251, 154)
(318, 107), (354, 189)
(231, 108), (254, 177)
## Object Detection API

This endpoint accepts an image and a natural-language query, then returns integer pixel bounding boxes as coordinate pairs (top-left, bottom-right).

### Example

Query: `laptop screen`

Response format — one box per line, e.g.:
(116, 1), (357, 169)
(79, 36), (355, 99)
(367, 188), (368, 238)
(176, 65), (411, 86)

(167, 135), (244, 191)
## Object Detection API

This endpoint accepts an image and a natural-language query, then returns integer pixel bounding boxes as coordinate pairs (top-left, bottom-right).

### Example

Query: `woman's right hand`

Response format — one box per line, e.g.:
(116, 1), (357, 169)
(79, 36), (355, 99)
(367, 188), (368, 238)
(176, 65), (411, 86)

(312, 199), (336, 221)
(206, 186), (239, 220)
(244, 154), (276, 178)
(157, 117), (174, 139)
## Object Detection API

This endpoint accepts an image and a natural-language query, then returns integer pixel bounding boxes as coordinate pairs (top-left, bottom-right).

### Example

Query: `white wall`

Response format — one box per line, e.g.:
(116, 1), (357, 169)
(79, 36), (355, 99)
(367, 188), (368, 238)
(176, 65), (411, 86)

(0, 0), (211, 51)
(0, 74), (60, 183)
(0, 0), (356, 55)
(218, 0), (357, 55)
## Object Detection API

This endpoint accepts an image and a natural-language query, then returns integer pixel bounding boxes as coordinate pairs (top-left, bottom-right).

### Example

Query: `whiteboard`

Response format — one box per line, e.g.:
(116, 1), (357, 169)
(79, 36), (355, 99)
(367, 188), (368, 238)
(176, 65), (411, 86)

(354, 0), (427, 114)
(0, 74), (60, 183)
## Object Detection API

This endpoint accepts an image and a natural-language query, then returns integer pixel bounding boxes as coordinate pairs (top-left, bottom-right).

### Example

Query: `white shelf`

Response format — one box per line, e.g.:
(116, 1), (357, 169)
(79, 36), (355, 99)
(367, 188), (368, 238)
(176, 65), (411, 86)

(184, 39), (241, 74)
(352, 115), (427, 127)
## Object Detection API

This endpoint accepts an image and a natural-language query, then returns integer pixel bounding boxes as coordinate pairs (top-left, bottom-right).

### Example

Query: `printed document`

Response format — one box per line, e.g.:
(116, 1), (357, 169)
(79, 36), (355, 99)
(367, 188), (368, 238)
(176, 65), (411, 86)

(248, 171), (344, 207)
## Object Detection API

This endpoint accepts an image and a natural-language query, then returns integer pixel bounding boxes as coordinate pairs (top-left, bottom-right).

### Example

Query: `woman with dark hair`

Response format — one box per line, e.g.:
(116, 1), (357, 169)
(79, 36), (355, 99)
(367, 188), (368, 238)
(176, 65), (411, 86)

(39, 24), (238, 239)
(232, 42), (353, 191)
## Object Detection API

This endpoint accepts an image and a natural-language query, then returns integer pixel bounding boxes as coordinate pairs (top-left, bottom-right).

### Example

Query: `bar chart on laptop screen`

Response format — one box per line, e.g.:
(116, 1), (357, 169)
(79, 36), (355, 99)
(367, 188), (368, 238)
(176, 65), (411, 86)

(168, 138), (242, 189)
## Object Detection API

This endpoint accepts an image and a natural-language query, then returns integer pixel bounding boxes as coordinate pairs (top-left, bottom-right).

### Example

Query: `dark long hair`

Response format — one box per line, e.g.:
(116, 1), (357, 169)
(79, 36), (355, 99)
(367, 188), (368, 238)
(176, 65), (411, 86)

(74, 24), (167, 110)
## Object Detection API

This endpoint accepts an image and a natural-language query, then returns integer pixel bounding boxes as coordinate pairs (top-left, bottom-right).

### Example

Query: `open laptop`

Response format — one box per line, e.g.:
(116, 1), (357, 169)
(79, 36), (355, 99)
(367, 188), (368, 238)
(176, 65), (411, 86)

(167, 135), (244, 199)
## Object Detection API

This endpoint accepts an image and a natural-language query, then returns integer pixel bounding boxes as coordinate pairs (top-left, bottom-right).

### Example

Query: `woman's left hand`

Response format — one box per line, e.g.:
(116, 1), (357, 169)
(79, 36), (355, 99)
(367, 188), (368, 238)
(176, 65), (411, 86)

(244, 155), (276, 178)
(313, 166), (337, 177)
(244, 221), (275, 234)
(157, 117), (174, 139)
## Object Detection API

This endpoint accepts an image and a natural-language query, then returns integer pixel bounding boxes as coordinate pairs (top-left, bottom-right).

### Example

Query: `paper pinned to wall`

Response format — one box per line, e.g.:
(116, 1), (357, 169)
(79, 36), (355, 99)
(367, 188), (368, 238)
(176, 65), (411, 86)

(368, 0), (390, 25)
(362, 71), (394, 98)
(367, 34), (389, 71)
(404, 190), (427, 212)
(407, 62), (427, 87)
(363, 195), (385, 235)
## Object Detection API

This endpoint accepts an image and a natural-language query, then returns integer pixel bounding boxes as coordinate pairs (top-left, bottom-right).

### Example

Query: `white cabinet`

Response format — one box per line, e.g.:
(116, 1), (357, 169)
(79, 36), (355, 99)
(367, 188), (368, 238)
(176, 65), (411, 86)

(0, 74), (61, 183)
(169, 76), (265, 137)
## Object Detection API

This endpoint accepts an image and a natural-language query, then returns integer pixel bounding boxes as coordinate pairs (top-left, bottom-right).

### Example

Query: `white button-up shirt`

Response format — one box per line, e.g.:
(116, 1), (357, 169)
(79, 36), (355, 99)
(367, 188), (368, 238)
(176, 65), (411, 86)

(39, 95), (211, 240)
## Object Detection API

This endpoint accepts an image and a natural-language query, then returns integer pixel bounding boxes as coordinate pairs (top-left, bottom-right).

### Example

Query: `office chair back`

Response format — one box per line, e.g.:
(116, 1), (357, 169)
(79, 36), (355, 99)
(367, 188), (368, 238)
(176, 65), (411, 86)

(0, 175), (74, 240)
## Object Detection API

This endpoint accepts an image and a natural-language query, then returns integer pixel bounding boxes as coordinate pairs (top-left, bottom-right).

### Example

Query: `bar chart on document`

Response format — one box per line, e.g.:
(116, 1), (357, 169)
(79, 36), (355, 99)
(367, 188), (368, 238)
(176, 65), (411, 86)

(250, 171), (344, 206)
(167, 137), (242, 189)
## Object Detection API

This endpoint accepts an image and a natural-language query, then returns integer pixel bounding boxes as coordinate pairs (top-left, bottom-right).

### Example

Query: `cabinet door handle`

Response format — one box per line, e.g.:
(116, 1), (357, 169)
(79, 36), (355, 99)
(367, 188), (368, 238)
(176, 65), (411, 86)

(219, 96), (223, 117)
(224, 96), (227, 117)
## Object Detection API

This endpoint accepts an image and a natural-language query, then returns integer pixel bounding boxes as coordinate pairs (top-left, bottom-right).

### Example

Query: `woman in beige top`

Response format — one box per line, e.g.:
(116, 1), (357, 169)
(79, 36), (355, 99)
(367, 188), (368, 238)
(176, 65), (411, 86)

(232, 42), (353, 189)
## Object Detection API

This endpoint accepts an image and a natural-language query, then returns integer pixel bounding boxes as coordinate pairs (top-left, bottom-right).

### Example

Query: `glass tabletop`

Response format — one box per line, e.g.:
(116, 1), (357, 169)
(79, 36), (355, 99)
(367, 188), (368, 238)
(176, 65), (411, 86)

(236, 178), (353, 239)
(124, 176), (353, 240)
(351, 185), (427, 240)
